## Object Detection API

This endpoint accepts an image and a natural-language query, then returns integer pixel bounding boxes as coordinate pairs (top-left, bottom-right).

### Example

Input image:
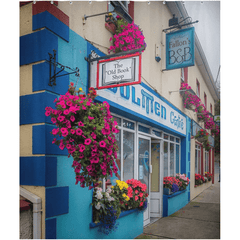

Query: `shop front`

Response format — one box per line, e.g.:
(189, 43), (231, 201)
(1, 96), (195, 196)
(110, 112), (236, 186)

(88, 43), (191, 225)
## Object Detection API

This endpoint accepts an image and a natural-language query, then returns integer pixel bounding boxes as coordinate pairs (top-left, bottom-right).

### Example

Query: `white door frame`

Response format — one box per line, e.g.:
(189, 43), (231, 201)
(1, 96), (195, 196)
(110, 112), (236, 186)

(137, 134), (151, 226)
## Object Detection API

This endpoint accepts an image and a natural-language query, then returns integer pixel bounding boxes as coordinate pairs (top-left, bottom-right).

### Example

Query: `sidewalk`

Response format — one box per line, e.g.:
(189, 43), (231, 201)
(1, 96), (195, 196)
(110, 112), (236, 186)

(136, 174), (220, 239)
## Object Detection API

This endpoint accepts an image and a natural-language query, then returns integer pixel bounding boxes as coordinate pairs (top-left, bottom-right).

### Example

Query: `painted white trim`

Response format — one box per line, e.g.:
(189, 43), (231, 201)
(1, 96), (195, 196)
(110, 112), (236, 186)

(20, 187), (42, 239)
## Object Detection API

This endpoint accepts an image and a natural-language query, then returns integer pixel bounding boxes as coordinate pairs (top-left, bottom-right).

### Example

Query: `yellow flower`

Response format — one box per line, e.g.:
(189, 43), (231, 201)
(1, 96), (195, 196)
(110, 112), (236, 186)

(79, 87), (82, 91)
(108, 13), (113, 16)
(122, 193), (130, 201)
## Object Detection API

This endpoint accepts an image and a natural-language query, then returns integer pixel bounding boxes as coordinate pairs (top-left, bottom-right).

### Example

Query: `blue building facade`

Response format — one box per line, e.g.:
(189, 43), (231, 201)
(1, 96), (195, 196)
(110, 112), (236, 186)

(20, 2), (191, 238)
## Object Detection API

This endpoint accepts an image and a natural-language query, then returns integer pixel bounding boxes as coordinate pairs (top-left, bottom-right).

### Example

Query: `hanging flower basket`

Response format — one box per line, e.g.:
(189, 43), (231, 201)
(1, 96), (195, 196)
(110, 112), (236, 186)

(108, 16), (146, 54)
(45, 83), (120, 189)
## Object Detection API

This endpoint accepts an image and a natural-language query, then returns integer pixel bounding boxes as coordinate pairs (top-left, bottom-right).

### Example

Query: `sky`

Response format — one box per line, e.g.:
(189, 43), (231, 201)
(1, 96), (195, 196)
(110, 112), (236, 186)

(183, 1), (220, 89)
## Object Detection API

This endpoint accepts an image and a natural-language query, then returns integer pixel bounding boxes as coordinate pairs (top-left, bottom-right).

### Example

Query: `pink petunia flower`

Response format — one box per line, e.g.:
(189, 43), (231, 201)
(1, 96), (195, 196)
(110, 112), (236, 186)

(84, 138), (92, 145)
(78, 121), (84, 127)
(76, 128), (83, 136)
(99, 141), (106, 148)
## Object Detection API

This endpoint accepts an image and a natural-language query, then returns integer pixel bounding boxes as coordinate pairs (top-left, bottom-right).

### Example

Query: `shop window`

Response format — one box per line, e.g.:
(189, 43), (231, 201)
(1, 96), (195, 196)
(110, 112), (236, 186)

(176, 138), (180, 143)
(175, 144), (180, 173)
(205, 151), (209, 173)
(114, 116), (121, 126)
(138, 124), (150, 134)
(123, 119), (135, 130)
(123, 130), (135, 181)
(170, 143), (174, 176)
(195, 144), (201, 174)
(152, 129), (162, 138)
(164, 142), (168, 177)
(170, 136), (174, 142)
(164, 139), (181, 177)
(164, 134), (169, 140)
(196, 79), (200, 97)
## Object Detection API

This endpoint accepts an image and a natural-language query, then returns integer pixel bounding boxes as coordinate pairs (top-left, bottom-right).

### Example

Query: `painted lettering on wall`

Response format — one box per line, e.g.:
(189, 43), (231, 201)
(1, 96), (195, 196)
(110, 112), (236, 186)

(99, 84), (186, 135)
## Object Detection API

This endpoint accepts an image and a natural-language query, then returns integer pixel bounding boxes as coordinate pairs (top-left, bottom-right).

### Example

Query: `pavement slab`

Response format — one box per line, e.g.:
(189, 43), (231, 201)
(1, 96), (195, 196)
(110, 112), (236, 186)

(143, 216), (220, 239)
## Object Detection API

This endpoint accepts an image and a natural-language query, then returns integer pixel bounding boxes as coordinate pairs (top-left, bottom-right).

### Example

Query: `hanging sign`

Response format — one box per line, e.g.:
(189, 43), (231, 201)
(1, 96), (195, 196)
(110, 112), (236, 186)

(90, 52), (141, 90)
(166, 27), (195, 70)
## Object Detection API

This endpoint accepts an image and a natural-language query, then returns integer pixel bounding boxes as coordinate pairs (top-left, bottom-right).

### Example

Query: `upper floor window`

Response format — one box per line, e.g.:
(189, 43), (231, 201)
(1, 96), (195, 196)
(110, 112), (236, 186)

(210, 103), (213, 114)
(181, 68), (188, 83)
(204, 92), (207, 109)
(108, 1), (129, 19)
(196, 79), (200, 98)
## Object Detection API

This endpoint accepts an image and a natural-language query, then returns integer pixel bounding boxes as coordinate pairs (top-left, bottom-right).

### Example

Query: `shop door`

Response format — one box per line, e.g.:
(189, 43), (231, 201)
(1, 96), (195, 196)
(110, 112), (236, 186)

(138, 135), (151, 226)
(150, 140), (162, 218)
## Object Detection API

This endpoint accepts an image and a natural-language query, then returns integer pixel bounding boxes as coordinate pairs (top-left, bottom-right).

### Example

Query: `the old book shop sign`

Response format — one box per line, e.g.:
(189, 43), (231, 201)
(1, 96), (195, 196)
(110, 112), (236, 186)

(93, 52), (141, 90)
(166, 27), (195, 70)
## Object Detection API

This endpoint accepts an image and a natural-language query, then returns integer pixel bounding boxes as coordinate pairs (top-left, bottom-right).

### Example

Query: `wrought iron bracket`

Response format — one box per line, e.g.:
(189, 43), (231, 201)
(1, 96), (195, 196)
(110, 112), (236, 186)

(162, 20), (199, 33)
(46, 50), (80, 87)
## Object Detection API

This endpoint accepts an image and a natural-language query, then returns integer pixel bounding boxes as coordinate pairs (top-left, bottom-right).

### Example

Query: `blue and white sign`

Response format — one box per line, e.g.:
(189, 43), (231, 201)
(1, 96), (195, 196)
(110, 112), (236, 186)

(96, 82), (187, 136)
(166, 27), (195, 70)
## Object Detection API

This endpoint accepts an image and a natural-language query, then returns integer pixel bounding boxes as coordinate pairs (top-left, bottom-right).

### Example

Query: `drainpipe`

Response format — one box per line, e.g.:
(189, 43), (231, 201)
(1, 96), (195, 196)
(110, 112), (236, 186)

(20, 187), (42, 239)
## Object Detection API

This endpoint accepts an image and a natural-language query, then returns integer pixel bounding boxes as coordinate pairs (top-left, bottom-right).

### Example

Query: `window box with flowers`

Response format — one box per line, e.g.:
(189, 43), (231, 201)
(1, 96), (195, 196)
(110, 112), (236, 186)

(90, 179), (148, 235)
(163, 174), (190, 195)
(163, 174), (190, 217)
(180, 83), (199, 111)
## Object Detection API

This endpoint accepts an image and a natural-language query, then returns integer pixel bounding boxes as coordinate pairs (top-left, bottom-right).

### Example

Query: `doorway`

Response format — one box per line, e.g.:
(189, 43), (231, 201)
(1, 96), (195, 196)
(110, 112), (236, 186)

(150, 140), (162, 219)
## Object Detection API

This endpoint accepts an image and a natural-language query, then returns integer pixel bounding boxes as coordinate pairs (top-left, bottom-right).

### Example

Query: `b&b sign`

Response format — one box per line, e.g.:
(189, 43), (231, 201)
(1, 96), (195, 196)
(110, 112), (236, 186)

(166, 27), (195, 70)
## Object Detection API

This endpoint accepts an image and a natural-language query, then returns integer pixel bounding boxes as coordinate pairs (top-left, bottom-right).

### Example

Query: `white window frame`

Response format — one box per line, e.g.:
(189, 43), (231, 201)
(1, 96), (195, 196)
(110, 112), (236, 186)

(163, 133), (181, 177)
(181, 68), (185, 83)
(195, 144), (201, 174)
(205, 150), (209, 173)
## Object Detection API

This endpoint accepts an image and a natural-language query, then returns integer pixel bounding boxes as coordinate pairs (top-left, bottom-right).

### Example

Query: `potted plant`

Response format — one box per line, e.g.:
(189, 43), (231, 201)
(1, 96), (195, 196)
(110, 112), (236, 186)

(45, 83), (120, 189)
(205, 172), (213, 181)
(180, 83), (200, 111)
(105, 13), (117, 34)
(108, 16), (146, 54)
(195, 129), (209, 143)
(125, 179), (148, 210)
(92, 187), (121, 235)
(163, 176), (180, 195)
(176, 173), (190, 190)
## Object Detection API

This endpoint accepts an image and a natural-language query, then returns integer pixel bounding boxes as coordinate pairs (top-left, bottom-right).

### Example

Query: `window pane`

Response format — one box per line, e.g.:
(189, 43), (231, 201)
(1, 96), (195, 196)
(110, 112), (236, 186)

(123, 119), (135, 130)
(176, 138), (180, 143)
(170, 143), (174, 176)
(138, 125), (150, 134)
(198, 149), (201, 174)
(113, 116), (121, 126)
(123, 131), (134, 181)
(170, 136), (174, 142)
(107, 130), (121, 187)
(164, 141), (168, 177)
(152, 130), (161, 137)
(195, 148), (198, 174)
(176, 144), (180, 174)
(151, 143), (160, 192)
(164, 134), (169, 140)
(138, 138), (150, 194)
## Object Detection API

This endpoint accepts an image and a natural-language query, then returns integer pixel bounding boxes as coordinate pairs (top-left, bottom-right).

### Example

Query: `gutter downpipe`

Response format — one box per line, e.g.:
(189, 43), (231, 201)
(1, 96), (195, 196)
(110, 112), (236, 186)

(174, 1), (220, 101)
(20, 187), (42, 239)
